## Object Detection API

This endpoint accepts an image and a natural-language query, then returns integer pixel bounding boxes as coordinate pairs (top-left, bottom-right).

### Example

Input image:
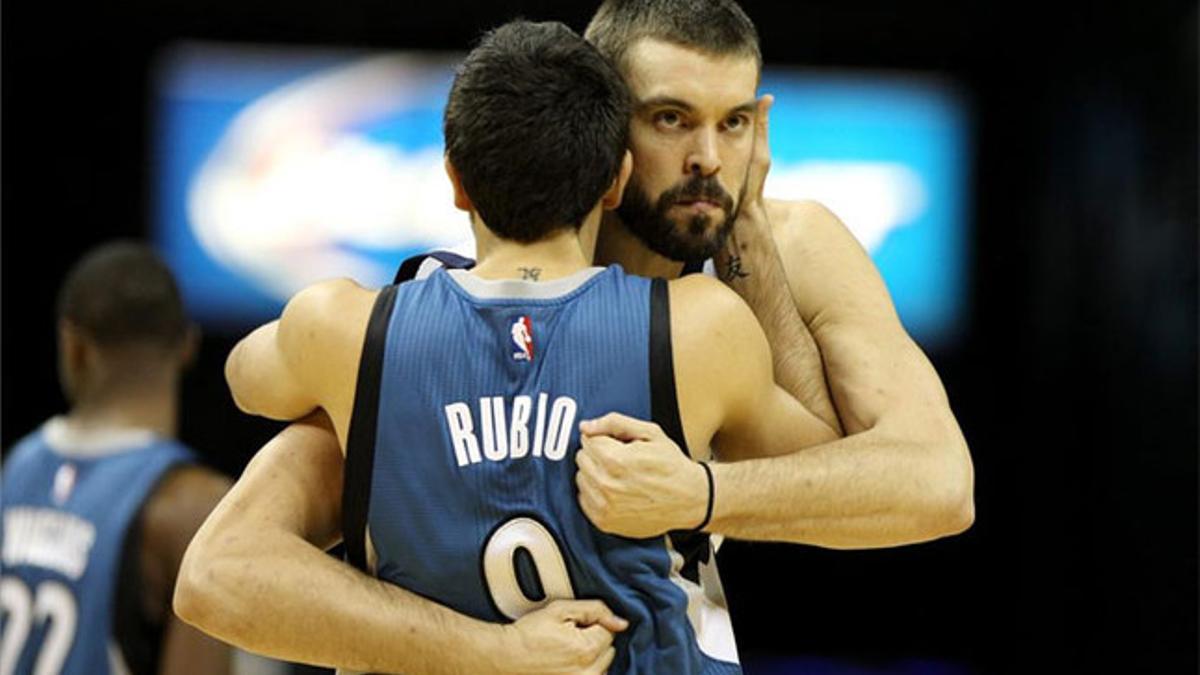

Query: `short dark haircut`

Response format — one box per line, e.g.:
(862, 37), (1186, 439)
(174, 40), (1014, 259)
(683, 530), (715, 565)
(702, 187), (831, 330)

(585, 0), (762, 74)
(57, 242), (188, 349)
(443, 20), (631, 242)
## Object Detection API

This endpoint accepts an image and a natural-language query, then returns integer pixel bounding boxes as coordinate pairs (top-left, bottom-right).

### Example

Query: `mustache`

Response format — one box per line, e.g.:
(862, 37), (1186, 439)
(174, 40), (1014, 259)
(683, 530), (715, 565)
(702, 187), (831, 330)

(660, 175), (734, 210)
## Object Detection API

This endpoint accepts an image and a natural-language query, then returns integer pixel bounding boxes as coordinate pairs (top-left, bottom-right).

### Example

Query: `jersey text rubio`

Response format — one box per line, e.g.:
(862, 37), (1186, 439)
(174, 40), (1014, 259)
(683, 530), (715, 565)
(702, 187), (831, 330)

(444, 393), (578, 467)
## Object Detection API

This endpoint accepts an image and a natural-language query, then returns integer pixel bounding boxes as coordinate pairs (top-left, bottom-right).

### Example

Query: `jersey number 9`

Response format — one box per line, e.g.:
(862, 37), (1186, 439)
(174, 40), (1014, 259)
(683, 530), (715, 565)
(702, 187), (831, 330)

(482, 517), (576, 620)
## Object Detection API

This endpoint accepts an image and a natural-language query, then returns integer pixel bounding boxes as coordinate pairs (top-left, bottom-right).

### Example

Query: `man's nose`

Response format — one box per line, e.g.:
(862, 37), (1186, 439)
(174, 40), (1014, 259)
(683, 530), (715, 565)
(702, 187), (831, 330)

(684, 128), (721, 177)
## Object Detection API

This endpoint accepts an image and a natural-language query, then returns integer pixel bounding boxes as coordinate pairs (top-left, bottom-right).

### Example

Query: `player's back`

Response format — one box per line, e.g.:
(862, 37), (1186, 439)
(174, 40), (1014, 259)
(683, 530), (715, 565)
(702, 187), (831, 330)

(0, 420), (193, 675)
(347, 264), (740, 674)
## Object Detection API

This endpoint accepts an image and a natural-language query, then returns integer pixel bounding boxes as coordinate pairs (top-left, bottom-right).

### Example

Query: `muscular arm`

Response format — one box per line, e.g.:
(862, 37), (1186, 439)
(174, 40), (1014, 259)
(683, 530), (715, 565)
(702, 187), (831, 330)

(174, 416), (506, 673)
(578, 267), (973, 547)
(707, 199), (974, 547)
(224, 278), (375, 443)
(139, 465), (234, 675)
(714, 96), (843, 433)
(174, 414), (622, 675)
(670, 275), (840, 461)
(575, 276), (841, 538)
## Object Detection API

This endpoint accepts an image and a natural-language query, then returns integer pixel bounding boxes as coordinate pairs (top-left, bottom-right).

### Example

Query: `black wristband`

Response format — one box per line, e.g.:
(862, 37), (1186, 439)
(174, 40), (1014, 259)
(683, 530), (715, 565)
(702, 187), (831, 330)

(693, 461), (715, 532)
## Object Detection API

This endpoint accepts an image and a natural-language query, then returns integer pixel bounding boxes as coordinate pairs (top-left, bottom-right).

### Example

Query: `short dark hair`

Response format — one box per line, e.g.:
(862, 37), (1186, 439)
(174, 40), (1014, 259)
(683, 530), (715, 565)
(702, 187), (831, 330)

(57, 242), (188, 349)
(585, 0), (762, 74)
(443, 20), (631, 242)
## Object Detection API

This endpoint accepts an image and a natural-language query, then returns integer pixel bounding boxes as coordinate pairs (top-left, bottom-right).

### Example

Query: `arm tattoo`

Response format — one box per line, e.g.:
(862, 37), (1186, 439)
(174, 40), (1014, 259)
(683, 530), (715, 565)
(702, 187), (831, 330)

(721, 256), (750, 282)
(518, 267), (542, 281)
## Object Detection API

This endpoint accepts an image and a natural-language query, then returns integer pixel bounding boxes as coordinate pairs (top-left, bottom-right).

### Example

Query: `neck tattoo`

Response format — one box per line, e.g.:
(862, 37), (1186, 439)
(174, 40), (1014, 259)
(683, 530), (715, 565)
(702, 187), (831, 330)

(518, 267), (542, 281)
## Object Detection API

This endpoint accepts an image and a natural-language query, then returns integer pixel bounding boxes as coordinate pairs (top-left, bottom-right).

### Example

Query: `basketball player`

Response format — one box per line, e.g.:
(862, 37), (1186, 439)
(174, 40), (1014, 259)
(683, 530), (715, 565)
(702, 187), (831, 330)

(176, 20), (838, 673)
(361, 0), (973, 548)
(178, 1), (975, 670)
(1, 243), (232, 674)
(562, 0), (975, 546)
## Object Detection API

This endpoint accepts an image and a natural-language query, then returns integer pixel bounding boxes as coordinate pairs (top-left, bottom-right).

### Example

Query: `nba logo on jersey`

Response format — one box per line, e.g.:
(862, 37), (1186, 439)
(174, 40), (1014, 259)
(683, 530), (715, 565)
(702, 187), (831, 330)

(511, 316), (534, 362)
(52, 462), (77, 505)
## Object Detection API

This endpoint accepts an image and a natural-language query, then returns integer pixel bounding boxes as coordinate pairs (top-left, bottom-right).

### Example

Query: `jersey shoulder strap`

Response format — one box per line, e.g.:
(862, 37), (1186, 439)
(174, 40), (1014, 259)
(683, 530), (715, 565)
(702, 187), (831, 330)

(649, 277), (713, 583)
(393, 250), (476, 284)
(342, 283), (401, 572)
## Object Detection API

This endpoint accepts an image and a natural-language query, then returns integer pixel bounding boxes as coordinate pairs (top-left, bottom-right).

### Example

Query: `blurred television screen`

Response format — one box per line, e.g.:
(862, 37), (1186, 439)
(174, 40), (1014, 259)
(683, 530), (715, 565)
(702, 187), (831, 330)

(154, 42), (970, 347)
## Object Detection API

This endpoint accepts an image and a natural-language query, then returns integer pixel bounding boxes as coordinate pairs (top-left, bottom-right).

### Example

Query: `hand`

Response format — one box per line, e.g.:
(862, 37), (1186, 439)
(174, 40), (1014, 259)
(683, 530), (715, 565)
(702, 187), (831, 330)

(502, 599), (628, 675)
(575, 413), (710, 538)
(741, 93), (774, 222)
(716, 94), (776, 281)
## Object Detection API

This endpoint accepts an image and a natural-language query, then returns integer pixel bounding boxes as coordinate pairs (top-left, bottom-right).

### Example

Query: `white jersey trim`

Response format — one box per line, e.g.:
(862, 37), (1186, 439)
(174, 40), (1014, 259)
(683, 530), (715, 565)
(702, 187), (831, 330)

(413, 238), (476, 281)
(41, 417), (158, 458)
(664, 535), (741, 665)
(445, 267), (606, 301)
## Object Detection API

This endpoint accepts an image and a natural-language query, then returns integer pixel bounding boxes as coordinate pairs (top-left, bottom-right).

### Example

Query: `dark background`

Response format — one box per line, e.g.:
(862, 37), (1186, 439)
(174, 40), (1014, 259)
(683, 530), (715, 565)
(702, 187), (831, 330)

(2, 1), (1196, 673)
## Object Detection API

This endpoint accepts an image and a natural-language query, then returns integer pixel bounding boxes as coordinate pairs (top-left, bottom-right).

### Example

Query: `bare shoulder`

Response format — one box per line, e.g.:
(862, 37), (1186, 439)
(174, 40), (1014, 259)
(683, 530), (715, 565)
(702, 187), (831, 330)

(667, 275), (770, 376)
(764, 198), (900, 327)
(278, 277), (379, 361)
(667, 274), (774, 455)
(284, 277), (377, 326)
(766, 198), (866, 254)
(667, 274), (759, 335)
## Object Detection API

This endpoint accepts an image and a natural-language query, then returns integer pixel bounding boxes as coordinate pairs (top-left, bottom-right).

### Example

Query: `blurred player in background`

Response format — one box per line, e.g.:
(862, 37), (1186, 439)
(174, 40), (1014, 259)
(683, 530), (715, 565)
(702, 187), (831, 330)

(1, 242), (232, 675)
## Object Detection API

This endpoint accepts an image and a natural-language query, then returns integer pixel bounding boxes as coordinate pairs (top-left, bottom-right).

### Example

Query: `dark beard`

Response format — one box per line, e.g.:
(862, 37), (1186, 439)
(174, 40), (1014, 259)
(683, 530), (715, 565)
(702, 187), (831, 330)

(616, 174), (737, 263)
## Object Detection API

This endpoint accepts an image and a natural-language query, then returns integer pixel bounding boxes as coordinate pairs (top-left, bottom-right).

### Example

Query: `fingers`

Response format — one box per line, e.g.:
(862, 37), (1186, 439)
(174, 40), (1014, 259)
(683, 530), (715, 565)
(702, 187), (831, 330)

(580, 412), (664, 442)
(575, 461), (610, 528)
(583, 646), (617, 675)
(579, 435), (627, 479)
(579, 624), (617, 653)
(745, 93), (775, 198)
(756, 94), (774, 142)
(554, 599), (628, 632)
(754, 94), (774, 154)
(596, 613), (629, 633)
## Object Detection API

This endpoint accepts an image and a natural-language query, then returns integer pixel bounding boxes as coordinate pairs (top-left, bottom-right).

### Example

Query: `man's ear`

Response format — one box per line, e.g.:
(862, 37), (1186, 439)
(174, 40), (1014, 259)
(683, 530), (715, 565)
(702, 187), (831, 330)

(444, 156), (473, 212)
(57, 319), (90, 404)
(602, 150), (634, 211)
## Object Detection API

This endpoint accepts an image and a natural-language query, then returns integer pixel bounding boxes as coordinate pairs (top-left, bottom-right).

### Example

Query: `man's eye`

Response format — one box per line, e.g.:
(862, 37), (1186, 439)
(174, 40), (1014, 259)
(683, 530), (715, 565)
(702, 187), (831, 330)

(724, 115), (748, 131)
(655, 111), (683, 128)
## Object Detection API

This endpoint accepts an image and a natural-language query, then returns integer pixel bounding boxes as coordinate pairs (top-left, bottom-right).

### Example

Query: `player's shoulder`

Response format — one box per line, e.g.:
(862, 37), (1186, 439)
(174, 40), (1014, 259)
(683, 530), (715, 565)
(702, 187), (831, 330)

(766, 198), (841, 226)
(1, 423), (55, 478)
(287, 277), (377, 317)
(667, 275), (761, 349)
(668, 273), (743, 312)
(280, 278), (380, 348)
(5, 424), (48, 461)
(765, 197), (865, 255)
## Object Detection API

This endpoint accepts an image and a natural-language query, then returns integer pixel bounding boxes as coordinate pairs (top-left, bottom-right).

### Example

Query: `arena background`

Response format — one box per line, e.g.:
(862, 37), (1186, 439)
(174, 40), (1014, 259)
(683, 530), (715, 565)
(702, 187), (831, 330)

(2, 1), (1196, 673)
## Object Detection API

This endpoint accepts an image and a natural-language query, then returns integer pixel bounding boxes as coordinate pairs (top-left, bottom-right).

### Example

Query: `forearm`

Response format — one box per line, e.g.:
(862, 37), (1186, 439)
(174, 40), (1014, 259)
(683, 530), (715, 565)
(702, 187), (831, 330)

(175, 532), (504, 675)
(715, 214), (842, 434)
(706, 423), (973, 548)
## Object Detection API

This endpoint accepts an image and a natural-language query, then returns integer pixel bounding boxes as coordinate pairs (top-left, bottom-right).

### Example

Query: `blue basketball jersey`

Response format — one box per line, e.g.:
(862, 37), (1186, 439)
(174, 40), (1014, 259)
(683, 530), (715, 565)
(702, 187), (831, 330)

(0, 420), (194, 675)
(345, 264), (740, 674)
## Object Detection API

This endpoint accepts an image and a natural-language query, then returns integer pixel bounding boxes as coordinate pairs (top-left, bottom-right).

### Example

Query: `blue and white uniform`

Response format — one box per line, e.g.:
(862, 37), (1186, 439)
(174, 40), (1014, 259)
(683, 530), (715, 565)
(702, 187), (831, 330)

(1, 419), (194, 675)
(343, 262), (739, 674)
